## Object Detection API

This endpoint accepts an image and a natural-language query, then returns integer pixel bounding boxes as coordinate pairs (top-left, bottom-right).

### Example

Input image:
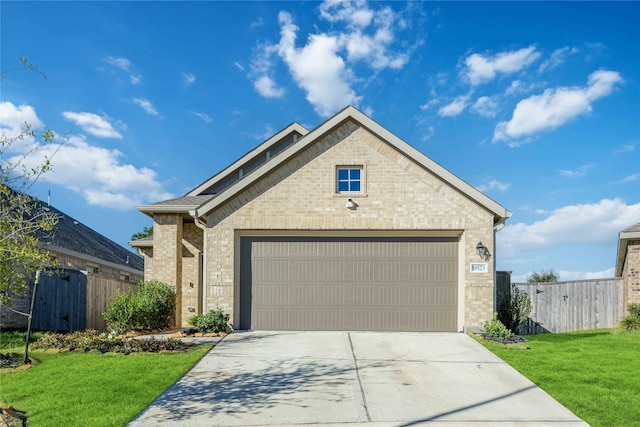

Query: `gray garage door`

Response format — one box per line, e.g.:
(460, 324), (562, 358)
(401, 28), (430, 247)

(239, 236), (458, 331)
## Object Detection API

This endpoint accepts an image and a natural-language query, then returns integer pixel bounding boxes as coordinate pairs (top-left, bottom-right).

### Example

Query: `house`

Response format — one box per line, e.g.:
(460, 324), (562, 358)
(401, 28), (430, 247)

(616, 222), (640, 307)
(0, 196), (143, 329)
(132, 106), (511, 332)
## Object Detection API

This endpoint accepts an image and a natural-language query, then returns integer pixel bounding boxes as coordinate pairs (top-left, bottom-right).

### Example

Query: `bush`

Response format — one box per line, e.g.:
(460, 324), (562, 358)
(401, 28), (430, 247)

(187, 309), (229, 333)
(482, 313), (513, 340)
(102, 289), (137, 334)
(497, 283), (532, 334)
(620, 304), (640, 332)
(134, 280), (176, 330)
(103, 280), (176, 333)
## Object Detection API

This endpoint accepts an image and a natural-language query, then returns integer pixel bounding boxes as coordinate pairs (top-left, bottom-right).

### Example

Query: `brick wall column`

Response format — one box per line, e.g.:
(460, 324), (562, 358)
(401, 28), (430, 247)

(153, 214), (183, 326)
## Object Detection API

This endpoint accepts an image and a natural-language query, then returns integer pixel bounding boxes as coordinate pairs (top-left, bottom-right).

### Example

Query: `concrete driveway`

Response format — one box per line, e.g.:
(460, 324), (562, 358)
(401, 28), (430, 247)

(128, 331), (588, 427)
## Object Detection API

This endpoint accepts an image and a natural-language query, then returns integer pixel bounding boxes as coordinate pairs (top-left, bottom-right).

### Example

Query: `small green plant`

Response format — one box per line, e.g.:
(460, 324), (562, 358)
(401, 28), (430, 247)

(482, 313), (513, 340)
(188, 309), (229, 333)
(620, 304), (640, 332)
(103, 280), (176, 333)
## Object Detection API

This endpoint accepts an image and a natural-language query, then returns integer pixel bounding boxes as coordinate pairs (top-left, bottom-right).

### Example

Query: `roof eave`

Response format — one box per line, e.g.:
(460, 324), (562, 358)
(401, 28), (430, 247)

(186, 122), (309, 197)
(615, 230), (640, 276)
(136, 204), (198, 216)
(129, 239), (153, 248)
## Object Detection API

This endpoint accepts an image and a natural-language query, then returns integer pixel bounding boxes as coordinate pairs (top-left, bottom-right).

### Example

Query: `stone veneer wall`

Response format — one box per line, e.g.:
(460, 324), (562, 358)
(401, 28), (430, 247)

(198, 121), (496, 331)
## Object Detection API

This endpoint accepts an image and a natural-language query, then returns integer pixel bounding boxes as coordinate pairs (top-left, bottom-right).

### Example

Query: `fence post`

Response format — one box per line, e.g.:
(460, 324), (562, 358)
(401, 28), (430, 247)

(23, 270), (41, 365)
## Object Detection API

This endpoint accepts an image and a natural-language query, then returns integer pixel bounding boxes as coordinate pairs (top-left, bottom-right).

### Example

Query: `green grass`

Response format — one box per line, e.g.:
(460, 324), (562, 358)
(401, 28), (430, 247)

(477, 329), (640, 427)
(1, 332), (212, 427)
(0, 330), (45, 349)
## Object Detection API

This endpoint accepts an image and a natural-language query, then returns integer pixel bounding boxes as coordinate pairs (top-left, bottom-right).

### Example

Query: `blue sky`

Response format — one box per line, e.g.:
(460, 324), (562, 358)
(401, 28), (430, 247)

(1, 1), (638, 282)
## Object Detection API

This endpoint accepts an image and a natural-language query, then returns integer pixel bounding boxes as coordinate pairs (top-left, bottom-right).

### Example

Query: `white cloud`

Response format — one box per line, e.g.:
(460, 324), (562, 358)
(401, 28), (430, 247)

(277, 11), (360, 117)
(614, 143), (635, 154)
(254, 75), (285, 98)
(558, 268), (616, 281)
(4, 102), (173, 210)
(438, 95), (469, 117)
(463, 46), (540, 86)
(476, 180), (509, 192)
(538, 46), (578, 73)
(250, 16), (265, 29)
(494, 70), (623, 142)
(105, 56), (131, 71)
(499, 198), (640, 255)
(471, 96), (499, 117)
(250, 0), (415, 116)
(557, 164), (594, 178)
(0, 102), (43, 136)
(622, 173), (639, 183)
(131, 98), (159, 116)
(182, 72), (196, 87)
(62, 111), (122, 139)
(191, 112), (213, 123)
(319, 0), (374, 28)
(105, 56), (141, 85)
(0, 102), (43, 156)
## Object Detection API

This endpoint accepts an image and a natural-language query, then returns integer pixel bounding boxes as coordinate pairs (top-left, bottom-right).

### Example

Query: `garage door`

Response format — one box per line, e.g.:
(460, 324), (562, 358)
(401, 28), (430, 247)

(239, 236), (458, 331)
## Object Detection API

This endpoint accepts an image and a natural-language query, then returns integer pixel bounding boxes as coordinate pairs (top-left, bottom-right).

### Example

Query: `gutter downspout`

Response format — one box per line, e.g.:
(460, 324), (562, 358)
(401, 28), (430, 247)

(190, 209), (207, 315)
(493, 212), (511, 312)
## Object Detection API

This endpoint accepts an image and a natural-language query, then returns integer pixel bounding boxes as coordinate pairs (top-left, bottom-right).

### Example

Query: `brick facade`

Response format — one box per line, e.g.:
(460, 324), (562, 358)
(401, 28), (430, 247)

(622, 240), (640, 307)
(144, 121), (501, 330)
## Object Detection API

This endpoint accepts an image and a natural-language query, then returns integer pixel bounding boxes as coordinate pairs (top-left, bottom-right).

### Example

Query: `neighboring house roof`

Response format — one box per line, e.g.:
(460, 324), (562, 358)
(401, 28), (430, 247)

(616, 222), (640, 277)
(137, 105), (511, 226)
(30, 197), (144, 273)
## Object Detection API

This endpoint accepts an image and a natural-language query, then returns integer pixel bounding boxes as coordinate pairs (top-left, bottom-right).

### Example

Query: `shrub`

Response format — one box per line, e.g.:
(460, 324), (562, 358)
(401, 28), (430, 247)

(482, 313), (513, 340)
(497, 283), (532, 334)
(620, 304), (640, 332)
(187, 309), (229, 333)
(133, 280), (176, 330)
(103, 280), (176, 333)
(102, 289), (137, 334)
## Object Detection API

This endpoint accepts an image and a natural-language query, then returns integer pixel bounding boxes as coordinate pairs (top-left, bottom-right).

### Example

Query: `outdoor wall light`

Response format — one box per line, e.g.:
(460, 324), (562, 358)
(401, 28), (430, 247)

(345, 198), (357, 210)
(476, 241), (491, 261)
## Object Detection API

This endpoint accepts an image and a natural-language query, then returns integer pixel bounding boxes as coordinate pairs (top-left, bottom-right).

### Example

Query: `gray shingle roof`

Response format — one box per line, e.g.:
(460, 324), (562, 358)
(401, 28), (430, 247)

(33, 199), (144, 271)
(621, 223), (640, 233)
(147, 195), (214, 208)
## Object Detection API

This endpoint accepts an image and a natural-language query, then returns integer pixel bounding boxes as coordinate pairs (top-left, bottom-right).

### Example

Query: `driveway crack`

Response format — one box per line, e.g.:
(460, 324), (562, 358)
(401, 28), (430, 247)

(347, 332), (371, 422)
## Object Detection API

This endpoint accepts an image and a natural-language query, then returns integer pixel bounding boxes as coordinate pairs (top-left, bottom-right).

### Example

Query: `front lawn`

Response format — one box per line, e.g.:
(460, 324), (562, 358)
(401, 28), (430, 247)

(0, 332), (212, 426)
(477, 329), (640, 427)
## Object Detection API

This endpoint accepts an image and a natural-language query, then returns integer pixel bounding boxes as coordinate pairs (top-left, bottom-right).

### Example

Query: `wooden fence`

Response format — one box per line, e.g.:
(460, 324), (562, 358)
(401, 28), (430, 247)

(29, 269), (138, 332)
(504, 278), (624, 334)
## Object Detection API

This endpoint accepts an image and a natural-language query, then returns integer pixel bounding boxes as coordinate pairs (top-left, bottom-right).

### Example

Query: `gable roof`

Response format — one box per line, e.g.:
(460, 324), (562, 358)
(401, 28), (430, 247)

(29, 196), (144, 273)
(137, 105), (511, 225)
(616, 222), (640, 276)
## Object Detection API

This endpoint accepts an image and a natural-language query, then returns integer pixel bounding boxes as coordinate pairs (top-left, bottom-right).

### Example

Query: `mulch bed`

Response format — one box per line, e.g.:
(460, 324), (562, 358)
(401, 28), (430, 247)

(0, 353), (26, 370)
(481, 334), (529, 344)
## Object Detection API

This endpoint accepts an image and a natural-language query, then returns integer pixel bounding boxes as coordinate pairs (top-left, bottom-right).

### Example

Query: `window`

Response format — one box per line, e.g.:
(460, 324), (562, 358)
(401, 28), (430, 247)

(337, 167), (362, 193)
